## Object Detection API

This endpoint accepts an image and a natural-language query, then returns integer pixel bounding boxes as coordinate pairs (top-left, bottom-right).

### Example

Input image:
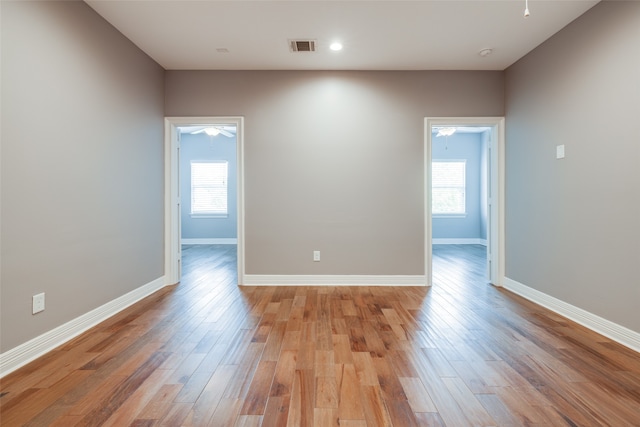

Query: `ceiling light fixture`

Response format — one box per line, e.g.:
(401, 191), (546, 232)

(436, 127), (456, 137)
(435, 127), (456, 150)
(330, 42), (343, 51)
(204, 127), (221, 136)
(479, 48), (493, 57)
(524, 0), (530, 17)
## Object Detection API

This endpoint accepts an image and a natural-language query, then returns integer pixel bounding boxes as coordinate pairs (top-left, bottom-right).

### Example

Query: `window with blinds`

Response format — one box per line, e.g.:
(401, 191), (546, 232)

(432, 160), (466, 214)
(191, 161), (228, 217)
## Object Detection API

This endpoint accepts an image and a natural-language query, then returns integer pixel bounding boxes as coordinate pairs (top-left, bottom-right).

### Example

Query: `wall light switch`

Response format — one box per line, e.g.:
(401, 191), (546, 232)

(556, 144), (565, 159)
(33, 293), (45, 314)
(313, 251), (321, 262)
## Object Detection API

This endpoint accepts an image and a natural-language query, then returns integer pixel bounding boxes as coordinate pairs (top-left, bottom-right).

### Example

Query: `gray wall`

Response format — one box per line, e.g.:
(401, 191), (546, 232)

(505, 1), (640, 333)
(2, 0), (636, 358)
(180, 132), (238, 239)
(431, 132), (484, 240)
(1, 1), (165, 352)
(166, 71), (504, 275)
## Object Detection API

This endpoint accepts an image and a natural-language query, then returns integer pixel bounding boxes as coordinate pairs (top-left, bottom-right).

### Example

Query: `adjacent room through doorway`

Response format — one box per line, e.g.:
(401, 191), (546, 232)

(424, 117), (505, 289)
(431, 125), (490, 286)
(177, 125), (239, 282)
(164, 116), (245, 287)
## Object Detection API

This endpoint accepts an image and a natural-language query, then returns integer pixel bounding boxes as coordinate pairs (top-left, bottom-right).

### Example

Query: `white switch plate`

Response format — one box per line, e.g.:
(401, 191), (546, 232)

(33, 293), (45, 314)
(313, 250), (321, 262)
(556, 144), (565, 159)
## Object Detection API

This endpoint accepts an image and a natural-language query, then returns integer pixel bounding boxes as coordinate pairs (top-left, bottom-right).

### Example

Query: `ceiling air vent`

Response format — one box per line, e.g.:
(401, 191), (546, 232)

(289, 39), (316, 52)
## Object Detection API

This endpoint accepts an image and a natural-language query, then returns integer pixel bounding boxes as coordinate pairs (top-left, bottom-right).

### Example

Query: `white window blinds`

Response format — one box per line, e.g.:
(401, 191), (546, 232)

(432, 161), (466, 214)
(191, 161), (228, 216)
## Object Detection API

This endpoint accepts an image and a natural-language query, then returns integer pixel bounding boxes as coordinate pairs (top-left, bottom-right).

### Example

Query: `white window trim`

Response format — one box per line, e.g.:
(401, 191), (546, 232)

(190, 160), (229, 218)
(432, 159), (466, 216)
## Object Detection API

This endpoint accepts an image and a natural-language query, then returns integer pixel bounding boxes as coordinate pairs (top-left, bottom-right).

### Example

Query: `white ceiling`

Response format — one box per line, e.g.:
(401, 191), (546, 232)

(85, 0), (599, 71)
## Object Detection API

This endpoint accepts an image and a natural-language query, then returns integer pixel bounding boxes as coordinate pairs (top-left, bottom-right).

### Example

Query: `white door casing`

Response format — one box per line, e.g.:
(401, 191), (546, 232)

(164, 117), (245, 286)
(424, 117), (505, 287)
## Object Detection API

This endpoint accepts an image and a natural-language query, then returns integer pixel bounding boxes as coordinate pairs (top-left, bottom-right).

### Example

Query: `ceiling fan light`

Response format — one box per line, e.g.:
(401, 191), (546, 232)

(204, 127), (220, 136)
(436, 127), (457, 137)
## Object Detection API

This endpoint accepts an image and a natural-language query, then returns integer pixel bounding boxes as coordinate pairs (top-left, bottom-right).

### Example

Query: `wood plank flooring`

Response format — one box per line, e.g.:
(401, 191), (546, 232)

(2, 244), (639, 426)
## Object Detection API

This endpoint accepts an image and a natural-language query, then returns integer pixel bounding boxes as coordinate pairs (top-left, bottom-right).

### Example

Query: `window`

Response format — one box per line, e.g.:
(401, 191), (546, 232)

(432, 160), (466, 215)
(191, 161), (228, 217)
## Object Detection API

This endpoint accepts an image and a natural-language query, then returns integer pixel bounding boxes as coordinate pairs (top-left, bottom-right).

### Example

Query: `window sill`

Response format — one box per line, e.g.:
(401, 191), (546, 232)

(191, 214), (228, 219)
(433, 214), (467, 219)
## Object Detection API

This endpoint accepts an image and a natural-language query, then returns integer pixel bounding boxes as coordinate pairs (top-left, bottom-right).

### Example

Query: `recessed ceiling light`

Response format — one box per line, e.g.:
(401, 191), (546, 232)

(478, 48), (493, 57)
(330, 42), (343, 51)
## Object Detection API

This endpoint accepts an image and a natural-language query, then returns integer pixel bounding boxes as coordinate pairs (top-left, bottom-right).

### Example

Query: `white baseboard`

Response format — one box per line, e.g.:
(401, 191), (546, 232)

(181, 238), (237, 245)
(503, 277), (640, 353)
(0, 276), (166, 378)
(432, 238), (487, 245)
(243, 275), (427, 287)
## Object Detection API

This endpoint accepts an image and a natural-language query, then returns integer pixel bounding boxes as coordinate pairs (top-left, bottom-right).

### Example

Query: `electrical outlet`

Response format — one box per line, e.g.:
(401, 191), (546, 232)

(33, 293), (45, 314)
(313, 250), (321, 262)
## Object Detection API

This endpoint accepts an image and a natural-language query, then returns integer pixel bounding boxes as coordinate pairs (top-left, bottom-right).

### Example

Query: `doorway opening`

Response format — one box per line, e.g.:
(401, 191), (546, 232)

(164, 117), (245, 286)
(424, 117), (504, 287)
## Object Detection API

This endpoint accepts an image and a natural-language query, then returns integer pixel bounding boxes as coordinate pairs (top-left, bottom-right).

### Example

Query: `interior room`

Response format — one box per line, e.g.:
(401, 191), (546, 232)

(431, 128), (489, 247)
(179, 126), (239, 246)
(2, 0), (639, 425)
(431, 126), (491, 287)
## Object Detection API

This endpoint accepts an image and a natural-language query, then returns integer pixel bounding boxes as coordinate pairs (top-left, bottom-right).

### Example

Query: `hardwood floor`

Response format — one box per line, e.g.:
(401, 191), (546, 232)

(2, 244), (639, 426)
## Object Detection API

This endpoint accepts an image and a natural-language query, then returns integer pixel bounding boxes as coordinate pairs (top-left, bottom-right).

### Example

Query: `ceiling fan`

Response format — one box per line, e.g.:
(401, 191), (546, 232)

(190, 125), (236, 138)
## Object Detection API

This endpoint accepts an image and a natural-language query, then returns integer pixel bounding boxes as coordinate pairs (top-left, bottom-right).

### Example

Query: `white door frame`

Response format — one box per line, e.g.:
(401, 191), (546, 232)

(164, 116), (245, 286)
(424, 117), (505, 287)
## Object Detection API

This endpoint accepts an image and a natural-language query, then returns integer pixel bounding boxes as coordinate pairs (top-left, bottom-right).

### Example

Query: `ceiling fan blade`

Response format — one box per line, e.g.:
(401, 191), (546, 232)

(190, 126), (235, 137)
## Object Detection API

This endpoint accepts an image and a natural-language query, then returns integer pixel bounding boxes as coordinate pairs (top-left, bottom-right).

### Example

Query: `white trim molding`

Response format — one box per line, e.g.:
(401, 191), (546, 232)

(503, 277), (640, 353)
(432, 238), (487, 245)
(181, 238), (238, 245)
(243, 275), (427, 287)
(0, 276), (166, 378)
